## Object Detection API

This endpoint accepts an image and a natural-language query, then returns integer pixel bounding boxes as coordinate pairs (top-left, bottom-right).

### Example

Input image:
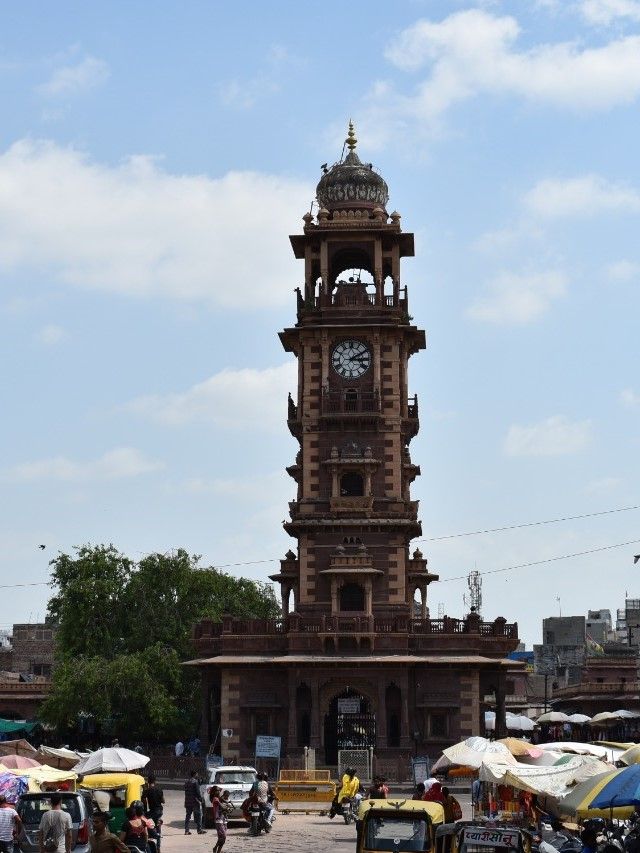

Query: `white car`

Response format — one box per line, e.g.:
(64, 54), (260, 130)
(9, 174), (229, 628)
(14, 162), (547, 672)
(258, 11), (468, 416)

(201, 765), (257, 824)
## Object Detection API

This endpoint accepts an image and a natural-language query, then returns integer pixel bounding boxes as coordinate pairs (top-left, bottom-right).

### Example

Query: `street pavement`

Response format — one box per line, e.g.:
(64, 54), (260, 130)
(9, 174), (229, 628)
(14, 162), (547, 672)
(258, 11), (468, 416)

(160, 787), (472, 853)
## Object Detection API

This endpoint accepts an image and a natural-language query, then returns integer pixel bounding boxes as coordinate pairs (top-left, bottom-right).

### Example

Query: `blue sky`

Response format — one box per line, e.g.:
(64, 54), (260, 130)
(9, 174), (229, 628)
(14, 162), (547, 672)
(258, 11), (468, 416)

(1, 0), (640, 647)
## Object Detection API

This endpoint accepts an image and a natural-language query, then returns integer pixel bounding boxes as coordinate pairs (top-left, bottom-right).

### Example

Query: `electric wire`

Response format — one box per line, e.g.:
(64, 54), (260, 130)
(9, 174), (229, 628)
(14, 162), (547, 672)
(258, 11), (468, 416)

(2, 503), (638, 587)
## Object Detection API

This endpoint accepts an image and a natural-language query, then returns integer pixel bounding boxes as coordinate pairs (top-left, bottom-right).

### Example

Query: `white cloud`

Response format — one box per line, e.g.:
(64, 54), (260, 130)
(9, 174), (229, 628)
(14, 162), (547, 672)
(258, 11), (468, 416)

(218, 44), (297, 110)
(585, 475), (622, 494)
(621, 388), (640, 406)
(183, 470), (286, 499)
(504, 415), (592, 456)
(366, 10), (640, 142)
(38, 55), (110, 97)
(581, 0), (640, 25)
(6, 447), (163, 483)
(35, 324), (66, 345)
(524, 175), (640, 218)
(468, 270), (567, 324)
(0, 140), (310, 308)
(127, 361), (297, 430)
(606, 259), (640, 281)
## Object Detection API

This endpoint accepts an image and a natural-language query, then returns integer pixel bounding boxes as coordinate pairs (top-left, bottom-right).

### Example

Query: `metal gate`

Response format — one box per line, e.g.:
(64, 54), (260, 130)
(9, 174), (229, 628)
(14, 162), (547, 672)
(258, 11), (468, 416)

(338, 749), (372, 783)
(337, 712), (376, 751)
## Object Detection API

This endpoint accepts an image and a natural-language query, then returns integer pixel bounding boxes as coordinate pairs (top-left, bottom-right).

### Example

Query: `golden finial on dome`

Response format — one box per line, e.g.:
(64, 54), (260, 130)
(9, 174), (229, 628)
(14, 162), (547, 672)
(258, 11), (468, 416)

(345, 120), (357, 152)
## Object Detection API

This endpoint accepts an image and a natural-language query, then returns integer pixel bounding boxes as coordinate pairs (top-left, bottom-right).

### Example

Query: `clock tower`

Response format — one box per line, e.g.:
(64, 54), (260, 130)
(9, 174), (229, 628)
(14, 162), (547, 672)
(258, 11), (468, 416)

(275, 122), (436, 628)
(191, 125), (519, 769)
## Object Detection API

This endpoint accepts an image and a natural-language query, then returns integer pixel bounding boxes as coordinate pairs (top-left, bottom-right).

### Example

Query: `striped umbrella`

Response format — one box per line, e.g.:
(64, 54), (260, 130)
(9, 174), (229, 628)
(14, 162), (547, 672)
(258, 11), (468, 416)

(556, 771), (633, 819)
(589, 764), (640, 810)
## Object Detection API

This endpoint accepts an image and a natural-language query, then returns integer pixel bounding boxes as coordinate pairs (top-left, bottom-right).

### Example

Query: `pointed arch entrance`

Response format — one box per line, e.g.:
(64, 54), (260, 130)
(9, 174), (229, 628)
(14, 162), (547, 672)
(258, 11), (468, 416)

(323, 687), (376, 765)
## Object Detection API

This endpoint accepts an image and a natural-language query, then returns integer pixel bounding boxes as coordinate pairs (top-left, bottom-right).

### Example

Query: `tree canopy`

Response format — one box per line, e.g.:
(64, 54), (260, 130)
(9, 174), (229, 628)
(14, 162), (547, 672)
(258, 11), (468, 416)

(42, 545), (279, 743)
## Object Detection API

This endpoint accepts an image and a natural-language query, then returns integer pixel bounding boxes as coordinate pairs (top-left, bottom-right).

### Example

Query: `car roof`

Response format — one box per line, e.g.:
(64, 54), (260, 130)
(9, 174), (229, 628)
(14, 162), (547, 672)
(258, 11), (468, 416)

(210, 766), (256, 772)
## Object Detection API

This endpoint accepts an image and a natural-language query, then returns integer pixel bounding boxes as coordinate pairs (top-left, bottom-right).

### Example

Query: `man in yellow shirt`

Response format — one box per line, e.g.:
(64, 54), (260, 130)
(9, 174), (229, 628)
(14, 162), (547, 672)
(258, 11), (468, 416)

(329, 768), (360, 818)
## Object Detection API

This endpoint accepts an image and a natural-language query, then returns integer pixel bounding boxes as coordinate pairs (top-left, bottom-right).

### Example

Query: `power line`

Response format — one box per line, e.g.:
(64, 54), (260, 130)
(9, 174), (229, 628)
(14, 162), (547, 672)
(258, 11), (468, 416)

(3, 503), (638, 582)
(439, 538), (640, 583)
(419, 504), (640, 543)
(2, 536), (640, 589)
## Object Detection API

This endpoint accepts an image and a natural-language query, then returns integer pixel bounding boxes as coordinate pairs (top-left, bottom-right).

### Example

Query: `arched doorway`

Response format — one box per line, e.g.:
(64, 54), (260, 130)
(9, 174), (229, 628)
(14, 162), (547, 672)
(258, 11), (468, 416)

(323, 688), (376, 765)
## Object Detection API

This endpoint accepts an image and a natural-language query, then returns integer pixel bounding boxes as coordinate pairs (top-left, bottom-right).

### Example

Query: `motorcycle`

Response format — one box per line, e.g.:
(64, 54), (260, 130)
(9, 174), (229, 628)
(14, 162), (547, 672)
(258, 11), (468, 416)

(341, 797), (356, 825)
(248, 802), (271, 836)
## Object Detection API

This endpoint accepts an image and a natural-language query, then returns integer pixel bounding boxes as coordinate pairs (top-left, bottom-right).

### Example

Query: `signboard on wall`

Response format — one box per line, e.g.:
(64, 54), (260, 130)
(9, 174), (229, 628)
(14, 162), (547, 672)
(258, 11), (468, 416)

(255, 735), (281, 758)
(337, 698), (361, 714)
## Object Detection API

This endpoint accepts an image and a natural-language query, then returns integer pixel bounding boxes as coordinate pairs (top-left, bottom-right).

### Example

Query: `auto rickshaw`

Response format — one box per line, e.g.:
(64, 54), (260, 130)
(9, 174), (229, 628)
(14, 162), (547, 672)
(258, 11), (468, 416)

(79, 772), (145, 833)
(357, 798), (444, 852)
(442, 821), (533, 853)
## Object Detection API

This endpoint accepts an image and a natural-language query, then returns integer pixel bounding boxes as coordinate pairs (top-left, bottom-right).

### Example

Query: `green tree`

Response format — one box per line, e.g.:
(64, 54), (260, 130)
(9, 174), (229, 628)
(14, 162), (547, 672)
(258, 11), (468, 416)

(41, 545), (280, 742)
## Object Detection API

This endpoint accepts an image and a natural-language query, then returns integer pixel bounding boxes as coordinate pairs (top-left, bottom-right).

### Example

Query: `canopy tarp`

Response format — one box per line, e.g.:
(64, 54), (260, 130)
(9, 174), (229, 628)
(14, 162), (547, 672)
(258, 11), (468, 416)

(0, 719), (37, 735)
(478, 754), (612, 798)
(2, 764), (77, 793)
(0, 739), (37, 757)
(36, 746), (84, 770)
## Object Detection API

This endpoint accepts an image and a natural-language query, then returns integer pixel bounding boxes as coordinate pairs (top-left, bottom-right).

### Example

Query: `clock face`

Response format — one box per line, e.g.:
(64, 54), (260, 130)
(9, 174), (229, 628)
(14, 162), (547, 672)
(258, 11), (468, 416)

(332, 339), (372, 379)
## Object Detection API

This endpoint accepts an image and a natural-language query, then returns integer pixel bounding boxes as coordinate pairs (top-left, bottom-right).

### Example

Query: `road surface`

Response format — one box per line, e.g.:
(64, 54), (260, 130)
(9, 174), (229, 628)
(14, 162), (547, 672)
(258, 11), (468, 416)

(159, 786), (471, 852)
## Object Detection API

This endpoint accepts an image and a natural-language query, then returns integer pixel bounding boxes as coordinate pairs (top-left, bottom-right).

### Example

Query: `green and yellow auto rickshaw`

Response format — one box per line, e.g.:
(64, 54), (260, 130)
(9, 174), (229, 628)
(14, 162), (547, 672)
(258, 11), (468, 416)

(357, 798), (445, 853)
(80, 773), (145, 833)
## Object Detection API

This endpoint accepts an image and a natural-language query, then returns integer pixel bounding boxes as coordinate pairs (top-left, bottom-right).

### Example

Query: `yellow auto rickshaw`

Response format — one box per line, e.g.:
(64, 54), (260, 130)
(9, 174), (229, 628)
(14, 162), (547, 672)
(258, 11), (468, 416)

(446, 821), (533, 853)
(357, 798), (444, 852)
(80, 772), (145, 833)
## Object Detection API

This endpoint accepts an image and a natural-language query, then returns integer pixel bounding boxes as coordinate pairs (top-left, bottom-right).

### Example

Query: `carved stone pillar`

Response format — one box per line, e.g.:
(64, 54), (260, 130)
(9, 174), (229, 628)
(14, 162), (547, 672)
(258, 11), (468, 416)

(282, 584), (291, 617)
(330, 578), (339, 615)
(288, 671), (297, 749)
(377, 680), (387, 749)
(310, 677), (321, 748)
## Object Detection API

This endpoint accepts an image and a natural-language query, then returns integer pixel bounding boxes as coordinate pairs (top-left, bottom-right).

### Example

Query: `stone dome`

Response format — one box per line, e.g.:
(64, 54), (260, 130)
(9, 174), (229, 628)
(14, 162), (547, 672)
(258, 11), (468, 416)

(316, 122), (389, 212)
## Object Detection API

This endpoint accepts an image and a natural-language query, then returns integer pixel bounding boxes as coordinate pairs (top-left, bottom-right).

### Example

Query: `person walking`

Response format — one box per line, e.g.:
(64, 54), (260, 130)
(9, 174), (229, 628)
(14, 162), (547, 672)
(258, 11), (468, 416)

(0, 795), (22, 853)
(209, 787), (227, 853)
(142, 775), (164, 850)
(88, 812), (129, 853)
(184, 770), (206, 835)
(38, 793), (72, 853)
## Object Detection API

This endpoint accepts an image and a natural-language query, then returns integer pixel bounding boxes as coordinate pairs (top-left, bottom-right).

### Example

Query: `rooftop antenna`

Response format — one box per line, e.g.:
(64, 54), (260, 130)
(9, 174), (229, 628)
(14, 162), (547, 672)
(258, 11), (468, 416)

(463, 570), (482, 616)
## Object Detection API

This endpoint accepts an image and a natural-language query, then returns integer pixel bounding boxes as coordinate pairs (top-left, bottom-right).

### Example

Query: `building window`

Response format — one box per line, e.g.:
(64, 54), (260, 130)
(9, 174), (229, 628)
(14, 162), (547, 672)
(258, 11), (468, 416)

(340, 472), (364, 497)
(546, 632), (555, 644)
(254, 713), (270, 736)
(428, 713), (448, 738)
(32, 663), (51, 678)
(344, 389), (358, 412)
(340, 583), (365, 612)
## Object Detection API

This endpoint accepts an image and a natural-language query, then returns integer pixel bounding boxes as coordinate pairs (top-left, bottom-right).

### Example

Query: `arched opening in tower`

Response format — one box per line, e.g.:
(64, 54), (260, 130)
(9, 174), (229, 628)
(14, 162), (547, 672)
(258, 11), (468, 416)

(340, 471), (364, 497)
(340, 582), (365, 612)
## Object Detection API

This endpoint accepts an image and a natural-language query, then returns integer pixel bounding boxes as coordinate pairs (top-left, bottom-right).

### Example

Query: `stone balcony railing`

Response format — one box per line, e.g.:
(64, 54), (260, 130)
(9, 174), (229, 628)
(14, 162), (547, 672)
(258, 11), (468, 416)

(552, 680), (640, 698)
(192, 614), (518, 658)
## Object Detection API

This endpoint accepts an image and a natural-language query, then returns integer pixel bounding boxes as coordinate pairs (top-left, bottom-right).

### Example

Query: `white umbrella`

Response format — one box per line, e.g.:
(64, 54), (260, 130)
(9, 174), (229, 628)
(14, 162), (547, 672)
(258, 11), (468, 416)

(589, 711), (620, 724)
(438, 736), (513, 770)
(506, 714), (535, 732)
(73, 747), (149, 775)
(613, 709), (640, 720)
(568, 714), (591, 724)
(536, 711), (570, 724)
